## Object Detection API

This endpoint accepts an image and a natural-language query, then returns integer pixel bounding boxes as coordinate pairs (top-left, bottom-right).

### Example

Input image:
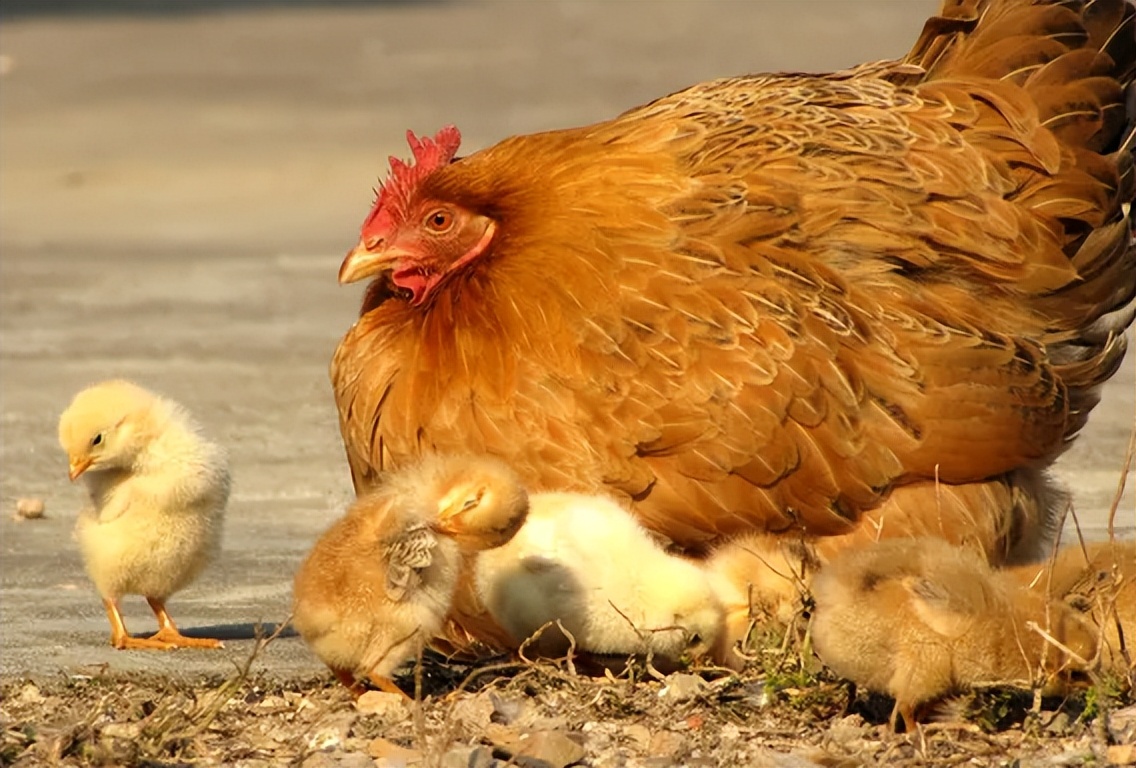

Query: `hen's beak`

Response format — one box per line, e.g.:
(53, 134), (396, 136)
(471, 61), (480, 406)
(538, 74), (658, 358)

(338, 240), (412, 285)
(68, 457), (93, 482)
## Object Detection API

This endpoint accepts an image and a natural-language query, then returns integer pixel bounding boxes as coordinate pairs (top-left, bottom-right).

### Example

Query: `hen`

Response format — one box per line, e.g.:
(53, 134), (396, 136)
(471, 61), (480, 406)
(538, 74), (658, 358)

(332, 0), (1135, 569)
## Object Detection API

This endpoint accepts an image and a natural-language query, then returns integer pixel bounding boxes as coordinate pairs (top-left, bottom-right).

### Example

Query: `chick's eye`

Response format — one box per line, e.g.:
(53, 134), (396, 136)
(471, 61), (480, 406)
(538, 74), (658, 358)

(425, 209), (454, 233)
(91, 434), (103, 447)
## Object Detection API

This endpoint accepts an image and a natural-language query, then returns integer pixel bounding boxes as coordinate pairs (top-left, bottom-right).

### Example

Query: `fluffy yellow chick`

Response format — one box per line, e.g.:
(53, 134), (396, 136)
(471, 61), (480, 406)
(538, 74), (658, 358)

(810, 537), (1096, 732)
(474, 492), (723, 665)
(1009, 539), (1135, 675)
(58, 380), (230, 651)
(291, 454), (529, 698)
(705, 533), (817, 669)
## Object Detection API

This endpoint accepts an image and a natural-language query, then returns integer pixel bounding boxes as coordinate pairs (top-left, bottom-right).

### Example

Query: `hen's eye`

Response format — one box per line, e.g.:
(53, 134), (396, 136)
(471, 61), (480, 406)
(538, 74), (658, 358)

(425, 209), (454, 233)
(91, 434), (103, 447)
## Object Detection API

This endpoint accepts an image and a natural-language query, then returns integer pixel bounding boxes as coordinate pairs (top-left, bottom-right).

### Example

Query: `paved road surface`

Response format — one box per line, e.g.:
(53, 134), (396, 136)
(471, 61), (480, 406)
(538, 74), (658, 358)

(1, 0), (1132, 679)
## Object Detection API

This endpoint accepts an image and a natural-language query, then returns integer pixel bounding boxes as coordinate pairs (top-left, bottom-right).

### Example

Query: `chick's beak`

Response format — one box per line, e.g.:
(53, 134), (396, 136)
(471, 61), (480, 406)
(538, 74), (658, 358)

(338, 239), (411, 285)
(68, 456), (93, 482)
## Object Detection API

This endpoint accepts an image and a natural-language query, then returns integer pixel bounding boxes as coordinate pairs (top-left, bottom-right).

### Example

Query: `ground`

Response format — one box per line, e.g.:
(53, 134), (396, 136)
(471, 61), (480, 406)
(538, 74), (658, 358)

(0, 2), (1133, 766)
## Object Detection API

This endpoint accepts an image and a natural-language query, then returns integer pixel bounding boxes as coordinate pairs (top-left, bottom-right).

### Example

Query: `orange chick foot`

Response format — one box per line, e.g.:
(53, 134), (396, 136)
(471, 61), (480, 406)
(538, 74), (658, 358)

(112, 629), (223, 651)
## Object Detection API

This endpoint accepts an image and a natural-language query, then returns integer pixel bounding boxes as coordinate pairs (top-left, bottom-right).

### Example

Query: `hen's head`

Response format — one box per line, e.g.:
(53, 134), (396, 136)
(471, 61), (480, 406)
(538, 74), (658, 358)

(58, 380), (158, 481)
(339, 126), (497, 306)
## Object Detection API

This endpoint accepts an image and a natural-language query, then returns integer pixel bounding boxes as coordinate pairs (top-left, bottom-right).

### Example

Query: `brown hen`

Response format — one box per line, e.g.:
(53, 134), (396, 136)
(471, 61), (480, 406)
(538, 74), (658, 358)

(332, 0), (1135, 577)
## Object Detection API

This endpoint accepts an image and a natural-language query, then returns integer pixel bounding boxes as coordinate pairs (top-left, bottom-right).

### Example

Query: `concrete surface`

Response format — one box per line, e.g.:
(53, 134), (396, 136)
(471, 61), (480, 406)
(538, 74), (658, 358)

(0, 1), (1132, 680)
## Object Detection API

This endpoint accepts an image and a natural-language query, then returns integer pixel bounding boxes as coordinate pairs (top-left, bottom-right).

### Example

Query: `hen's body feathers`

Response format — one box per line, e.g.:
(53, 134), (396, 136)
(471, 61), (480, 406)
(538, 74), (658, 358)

(333, 0), (1135, 556)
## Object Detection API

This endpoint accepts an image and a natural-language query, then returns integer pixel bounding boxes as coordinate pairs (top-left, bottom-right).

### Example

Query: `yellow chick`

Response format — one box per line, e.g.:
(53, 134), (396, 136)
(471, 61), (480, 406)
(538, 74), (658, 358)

(704, 533), (817, 669)
(474, 491), (723, 665)
(291, 454), (529, 698)
(810, 537), (1097, 732)
(58, 380), (230, 651)
(1009, 539), (1135, 675)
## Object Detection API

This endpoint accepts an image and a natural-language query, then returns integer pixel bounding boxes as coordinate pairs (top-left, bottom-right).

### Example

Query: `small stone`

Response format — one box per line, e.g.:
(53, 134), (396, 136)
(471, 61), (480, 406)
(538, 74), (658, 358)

(16, 683), (44, 704)
(100, 722), (141, 740)
(1108, 745), (1136, 766)
(824, 715), (867, 747)
(340, 754), (379, 768)
(1109, 705), (1136, 745)
(451, 690), (496, 730)
(658, 674), (707, 702)
(257, 694), (287, 710)
(440, 745), (499, 768)
(510, 731), (586, 768)
(1044, 711), (1072, 735)
(305, 713), (356, 752)
(647, 731), (685, 759)
(624, 723), (651, 751)
(368, 736), (421, 765)
(356, 691), (410, 722)
(14, 498), (45, 520)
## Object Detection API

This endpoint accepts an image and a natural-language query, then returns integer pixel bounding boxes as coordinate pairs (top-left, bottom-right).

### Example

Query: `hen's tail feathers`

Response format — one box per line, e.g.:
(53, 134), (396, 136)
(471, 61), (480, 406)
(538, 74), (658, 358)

(905, 0), (1136, 438)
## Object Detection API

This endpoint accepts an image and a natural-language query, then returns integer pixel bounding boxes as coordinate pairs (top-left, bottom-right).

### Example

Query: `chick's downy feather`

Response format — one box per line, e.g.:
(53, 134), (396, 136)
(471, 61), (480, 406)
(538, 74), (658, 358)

(59, 380), (230, 604)
(333, 0), (1136, 583)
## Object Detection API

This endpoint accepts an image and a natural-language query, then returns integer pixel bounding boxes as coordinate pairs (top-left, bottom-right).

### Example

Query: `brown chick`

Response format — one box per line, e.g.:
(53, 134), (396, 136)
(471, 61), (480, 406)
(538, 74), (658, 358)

(704, 533), (818, 669)
(291, 454), (528, 698)
(810, 537), (1097, 732)
(58, 380), (230, 651)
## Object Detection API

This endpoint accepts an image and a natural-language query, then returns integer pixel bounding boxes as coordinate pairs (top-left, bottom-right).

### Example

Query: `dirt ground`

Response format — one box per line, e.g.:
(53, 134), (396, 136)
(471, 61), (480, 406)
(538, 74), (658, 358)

(1, 2), (1133, 766)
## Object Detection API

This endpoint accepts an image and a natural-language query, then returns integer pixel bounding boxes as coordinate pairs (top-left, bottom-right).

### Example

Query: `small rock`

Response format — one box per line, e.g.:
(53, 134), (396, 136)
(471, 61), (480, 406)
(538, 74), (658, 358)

(1044, 711), (1072, 735)
(301, 752), (340, 768)
(1108, 745), (1136, 766)
(658, 673), (707, 702)
(340, 754), (379, 768)
(14, 498), (45, 520)
(368, 737), (421, 765)
(440, 745), (499, 768)
(451, 691), (496, 730)
(514, 731), (586, 768)
(257, 694), (287, 710)
(16, 683), (44, 704)
(1110, 705), (1136, 745)
(100, 722), (141, 740)
(305, 713), (356, 752)
(489, 691), (530, 725)
(624, 723), (651, 751)
(356, 691), (410, 722)
(647, 731), (686, 759)
(824, 715), (867, 748)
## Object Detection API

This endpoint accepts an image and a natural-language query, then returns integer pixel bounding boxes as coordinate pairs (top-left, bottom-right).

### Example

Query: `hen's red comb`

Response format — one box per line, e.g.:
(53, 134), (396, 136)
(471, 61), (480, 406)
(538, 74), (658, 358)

(361, 125), (462, 237)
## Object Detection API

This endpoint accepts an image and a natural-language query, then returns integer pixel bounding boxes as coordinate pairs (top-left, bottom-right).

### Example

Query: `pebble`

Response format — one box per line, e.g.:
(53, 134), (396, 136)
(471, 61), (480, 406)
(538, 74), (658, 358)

(355, 690), (410, 722)
(368, 736), (422, 766)
(440, 745), (500, 768)
(1108, 745), (1136, 766)
(489, 728), (586, 768)
(647, 731), (686, 759)
(450, 690), (495, 729)
(1110, 705), (1136, 746)
(14, 498), (45, 520)
(658, 674), (707, 702)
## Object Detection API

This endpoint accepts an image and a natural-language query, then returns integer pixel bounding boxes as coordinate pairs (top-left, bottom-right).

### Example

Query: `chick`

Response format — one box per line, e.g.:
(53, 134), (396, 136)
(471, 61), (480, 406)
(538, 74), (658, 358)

(58, 380), (230, 651)
(705, 533), (817, 669)
(291, 454), (529, 698)
(810, 537), (1097, 732)
(1009, 540), (1135, 674)
(474, 492), (723, 665)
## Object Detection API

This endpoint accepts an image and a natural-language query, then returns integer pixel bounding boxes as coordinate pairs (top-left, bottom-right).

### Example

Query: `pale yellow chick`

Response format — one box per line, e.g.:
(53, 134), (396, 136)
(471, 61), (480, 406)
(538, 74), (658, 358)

(474, 492), (723, 664)
(291, 454), (529, 698)
(705, 533), (817, 669)
(810, 537), (1096, 732)
(58, 380), (230, 651)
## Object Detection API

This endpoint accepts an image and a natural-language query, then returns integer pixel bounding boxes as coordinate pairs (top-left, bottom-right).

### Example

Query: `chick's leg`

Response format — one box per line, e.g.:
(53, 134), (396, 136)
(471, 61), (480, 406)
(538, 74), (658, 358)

(142, 596), (223, 649)
(365, 673), (412, 701)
